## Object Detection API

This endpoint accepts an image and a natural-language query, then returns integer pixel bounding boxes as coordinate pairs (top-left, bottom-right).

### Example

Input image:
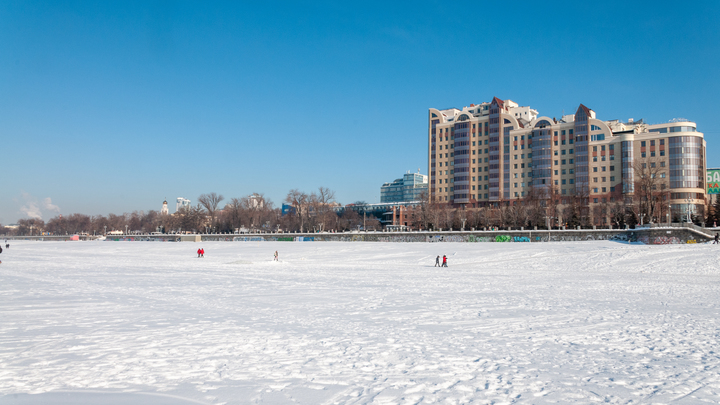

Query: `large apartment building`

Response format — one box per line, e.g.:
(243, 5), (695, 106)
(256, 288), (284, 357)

(429, 97), (706, 223)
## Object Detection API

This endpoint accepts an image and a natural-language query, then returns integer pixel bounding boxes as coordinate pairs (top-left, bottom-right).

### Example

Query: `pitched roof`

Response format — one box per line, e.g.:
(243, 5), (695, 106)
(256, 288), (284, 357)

(491, 97), (504, 109)
(576, 104), (593, 117)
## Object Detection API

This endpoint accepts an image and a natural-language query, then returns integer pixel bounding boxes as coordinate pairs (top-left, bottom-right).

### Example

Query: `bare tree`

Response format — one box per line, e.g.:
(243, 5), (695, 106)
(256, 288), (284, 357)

(285, 189), (309, 233)
(198, 192), (225, 228)
(632, 159), (667, 224)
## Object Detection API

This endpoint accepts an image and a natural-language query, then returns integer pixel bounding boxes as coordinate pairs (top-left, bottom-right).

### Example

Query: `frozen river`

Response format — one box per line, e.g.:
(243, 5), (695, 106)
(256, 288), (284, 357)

(1, 240), (720, 404)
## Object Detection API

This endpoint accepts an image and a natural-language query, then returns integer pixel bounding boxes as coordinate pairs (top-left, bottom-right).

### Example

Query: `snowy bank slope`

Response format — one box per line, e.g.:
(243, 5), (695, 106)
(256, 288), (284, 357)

(1, 241), (720, 404)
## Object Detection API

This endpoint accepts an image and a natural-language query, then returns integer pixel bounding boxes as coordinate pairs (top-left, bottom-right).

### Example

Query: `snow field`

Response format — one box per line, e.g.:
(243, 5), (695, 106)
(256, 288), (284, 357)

(1, 240), (720, 404)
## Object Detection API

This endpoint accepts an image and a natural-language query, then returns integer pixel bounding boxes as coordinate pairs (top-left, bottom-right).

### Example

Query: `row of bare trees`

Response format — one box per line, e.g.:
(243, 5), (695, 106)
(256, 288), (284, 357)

(0, 187), (382, 236)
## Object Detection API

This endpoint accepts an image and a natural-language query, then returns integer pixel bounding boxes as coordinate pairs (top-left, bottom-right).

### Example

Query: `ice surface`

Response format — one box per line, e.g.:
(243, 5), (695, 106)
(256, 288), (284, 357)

(1, 240), (720, 404)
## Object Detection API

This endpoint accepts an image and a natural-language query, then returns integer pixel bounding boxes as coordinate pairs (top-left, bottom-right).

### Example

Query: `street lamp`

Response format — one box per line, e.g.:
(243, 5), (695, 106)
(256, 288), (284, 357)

(667, 204), (671, 225)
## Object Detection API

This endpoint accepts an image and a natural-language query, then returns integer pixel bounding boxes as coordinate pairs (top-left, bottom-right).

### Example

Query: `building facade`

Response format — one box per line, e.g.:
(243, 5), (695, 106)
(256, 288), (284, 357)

(381, 171), (428, 203)
(176, 197), (191, 212)
(429, 97), (706, 224)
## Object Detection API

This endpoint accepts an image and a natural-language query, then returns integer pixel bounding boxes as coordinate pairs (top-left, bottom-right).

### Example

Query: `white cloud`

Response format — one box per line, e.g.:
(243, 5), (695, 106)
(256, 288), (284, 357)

(43, 197), (61, 214)
(17, 192), (61, 220)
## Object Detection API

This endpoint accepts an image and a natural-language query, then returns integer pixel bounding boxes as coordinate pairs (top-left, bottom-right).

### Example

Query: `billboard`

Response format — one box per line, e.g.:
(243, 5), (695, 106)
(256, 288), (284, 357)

(707, 169), (720, 194)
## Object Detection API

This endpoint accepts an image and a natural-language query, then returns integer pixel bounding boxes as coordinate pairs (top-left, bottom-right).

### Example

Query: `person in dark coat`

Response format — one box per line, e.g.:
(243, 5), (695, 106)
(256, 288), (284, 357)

(435, 255), (440, 267)
(714, 233), (719, 244)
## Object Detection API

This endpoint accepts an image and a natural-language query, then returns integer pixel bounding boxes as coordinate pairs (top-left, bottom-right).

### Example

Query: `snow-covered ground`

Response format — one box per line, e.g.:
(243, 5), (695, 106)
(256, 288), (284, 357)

(1, 240), (720, 404)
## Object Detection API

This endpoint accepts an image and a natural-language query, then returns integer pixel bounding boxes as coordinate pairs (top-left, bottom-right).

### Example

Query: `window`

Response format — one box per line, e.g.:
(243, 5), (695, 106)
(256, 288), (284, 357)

(562, 150), (566, 155)
(593, 188), (598, 193)
(569, 149), (574, 154)
(610, 166), (615, 171)
(562, 159), (566, 165)
(570, 159), (574, 164)
(593, 177), (598, 182)
(601, 187), (606, 192)
(660, 161), (665, 167)
(554, 170), (558, 175)
(660, 150), (665, 156)
(641, 152), (646, 158)
(555, 150), (559, 155)
(593, 167), (598, 172)
(602, 177), (606, 182)
(650, 140), (655, 146)
(555, 180), (559, 185)
(593, 146), (597, 152)
(594, 198), (598, 203)
(610, 176), (615, 181)
(651, 151), (656, 157)
(554, 141), (558, 146)
(641, 141), (646, 147)
(562, 169), (566, 175)
(661, 173), (666, 178)
(562, 179), (566, 185)
(554, 160), (559, 165)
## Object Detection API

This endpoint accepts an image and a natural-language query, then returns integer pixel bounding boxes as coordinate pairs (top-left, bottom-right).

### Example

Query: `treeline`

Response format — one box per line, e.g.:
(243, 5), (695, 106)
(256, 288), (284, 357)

(1, 188), (380, 236)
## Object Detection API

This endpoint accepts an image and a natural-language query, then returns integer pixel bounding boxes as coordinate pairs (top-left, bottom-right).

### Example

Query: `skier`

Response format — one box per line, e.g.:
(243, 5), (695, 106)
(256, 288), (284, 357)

(442, 255), (447, 267)
(435, 255), (440, 267)
(274, 251), (278, 261)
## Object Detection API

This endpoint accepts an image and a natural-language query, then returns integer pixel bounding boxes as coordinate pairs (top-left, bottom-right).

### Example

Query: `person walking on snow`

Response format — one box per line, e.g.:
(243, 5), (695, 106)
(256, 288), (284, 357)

(442, 255), (447, 267)
(197, 248), (202, 258)
(200, 248), (204, 257)
(435, 255), (440, 267)
(715, 233), (719, 244)
(274, 251), (278, 261)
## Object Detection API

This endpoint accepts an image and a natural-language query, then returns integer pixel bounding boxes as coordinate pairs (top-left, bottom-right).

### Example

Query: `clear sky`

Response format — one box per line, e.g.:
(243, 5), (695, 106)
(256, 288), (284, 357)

(2, 1), (719, 223)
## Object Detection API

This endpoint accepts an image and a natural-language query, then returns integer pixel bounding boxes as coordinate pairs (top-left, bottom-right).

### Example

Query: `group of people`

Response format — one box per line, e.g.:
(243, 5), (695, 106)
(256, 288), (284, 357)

(435, 255), (448, 267)
(192, 248), (280, 261)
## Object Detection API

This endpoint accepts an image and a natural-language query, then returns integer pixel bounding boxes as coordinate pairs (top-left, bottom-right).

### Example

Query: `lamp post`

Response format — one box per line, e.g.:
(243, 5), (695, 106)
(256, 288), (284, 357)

(667, 204), (671, 225)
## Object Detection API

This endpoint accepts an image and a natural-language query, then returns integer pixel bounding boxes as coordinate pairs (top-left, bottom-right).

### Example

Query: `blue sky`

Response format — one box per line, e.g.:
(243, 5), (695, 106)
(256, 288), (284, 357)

(2, 1), (719, 223)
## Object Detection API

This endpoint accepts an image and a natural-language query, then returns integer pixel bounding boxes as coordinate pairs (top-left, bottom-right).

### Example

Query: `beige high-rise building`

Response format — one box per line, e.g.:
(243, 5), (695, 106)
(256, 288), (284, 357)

(429, 97), (706, 225)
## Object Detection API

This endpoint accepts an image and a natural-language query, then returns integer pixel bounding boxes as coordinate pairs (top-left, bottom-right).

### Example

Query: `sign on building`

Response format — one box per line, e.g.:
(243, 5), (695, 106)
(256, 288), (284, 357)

(707, 169), (720, 194)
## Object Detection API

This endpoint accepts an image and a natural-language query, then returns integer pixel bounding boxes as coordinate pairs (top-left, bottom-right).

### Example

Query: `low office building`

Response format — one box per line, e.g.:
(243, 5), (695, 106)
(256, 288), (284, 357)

(429, 97), (706, 224)
(381, 171), (428, 203)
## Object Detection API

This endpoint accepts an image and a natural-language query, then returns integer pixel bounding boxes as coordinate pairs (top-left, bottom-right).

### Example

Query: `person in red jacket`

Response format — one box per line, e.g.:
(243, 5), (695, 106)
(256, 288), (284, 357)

(442, 255), (447, 267)
(197, 248), (202, 258)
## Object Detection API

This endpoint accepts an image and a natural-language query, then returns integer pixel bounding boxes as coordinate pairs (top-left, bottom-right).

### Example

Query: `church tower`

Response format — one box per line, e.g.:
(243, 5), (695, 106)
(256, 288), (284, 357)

(161, 199), (169, 215)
